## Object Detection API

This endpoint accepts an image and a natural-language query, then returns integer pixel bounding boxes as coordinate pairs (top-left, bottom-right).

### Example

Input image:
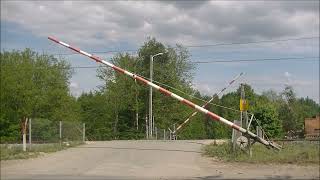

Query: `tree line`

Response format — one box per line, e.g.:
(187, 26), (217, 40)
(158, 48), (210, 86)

(1, 38), (319, 142)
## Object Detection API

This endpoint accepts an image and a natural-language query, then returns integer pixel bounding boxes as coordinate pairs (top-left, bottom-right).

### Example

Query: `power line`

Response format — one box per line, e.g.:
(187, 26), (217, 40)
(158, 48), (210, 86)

(47, 36), (319, 56)
(183, 36), (319, 48)
(193, 56), (319, 63)
(4, 56), (317, 71)
(136, 74), (242, 113)
(66, 56), (318, 69)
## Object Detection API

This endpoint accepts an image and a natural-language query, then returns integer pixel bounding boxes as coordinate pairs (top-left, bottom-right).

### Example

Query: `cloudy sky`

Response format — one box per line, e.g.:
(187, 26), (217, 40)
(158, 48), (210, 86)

(1, 1), (319, 102)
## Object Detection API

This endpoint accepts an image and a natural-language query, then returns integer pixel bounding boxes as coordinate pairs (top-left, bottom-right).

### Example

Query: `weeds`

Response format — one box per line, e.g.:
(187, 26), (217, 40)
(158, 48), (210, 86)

(203, 141), (320, 164)
(0, 141), (83, 160)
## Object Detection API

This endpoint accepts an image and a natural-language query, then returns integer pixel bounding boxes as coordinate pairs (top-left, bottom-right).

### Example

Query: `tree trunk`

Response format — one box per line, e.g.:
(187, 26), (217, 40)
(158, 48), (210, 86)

(21, 117), (28, 151)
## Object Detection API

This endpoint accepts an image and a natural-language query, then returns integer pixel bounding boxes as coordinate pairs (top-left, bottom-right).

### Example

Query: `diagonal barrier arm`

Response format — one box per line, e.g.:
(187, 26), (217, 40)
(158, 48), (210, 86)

(174, 72), (244, 134)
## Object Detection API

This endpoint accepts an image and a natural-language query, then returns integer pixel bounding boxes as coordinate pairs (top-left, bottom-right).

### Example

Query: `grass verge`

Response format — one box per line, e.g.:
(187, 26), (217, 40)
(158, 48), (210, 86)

(203, 141), (320, 164)
(0, 141), (83, 160)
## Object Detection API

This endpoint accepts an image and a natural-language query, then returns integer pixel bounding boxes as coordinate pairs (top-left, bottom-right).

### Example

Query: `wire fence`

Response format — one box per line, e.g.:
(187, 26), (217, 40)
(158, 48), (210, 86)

(1, 118), (85, 145)
(146, 127), (177, 140)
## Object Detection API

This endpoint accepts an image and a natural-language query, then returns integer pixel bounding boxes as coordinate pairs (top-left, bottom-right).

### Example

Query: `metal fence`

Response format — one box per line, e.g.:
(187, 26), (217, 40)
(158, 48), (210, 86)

(1, 118), (85, 151)
(147, 126), (177, 140)
(29, 119), (84, 144)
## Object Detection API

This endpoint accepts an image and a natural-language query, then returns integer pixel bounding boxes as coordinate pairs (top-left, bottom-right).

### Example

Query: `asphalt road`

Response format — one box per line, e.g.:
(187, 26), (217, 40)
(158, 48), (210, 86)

(1, 140), (319, 180)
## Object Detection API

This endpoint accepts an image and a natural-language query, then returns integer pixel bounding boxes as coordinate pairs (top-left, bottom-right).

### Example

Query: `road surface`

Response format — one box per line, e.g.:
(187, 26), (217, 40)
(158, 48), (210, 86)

(1, 140), (319, 179)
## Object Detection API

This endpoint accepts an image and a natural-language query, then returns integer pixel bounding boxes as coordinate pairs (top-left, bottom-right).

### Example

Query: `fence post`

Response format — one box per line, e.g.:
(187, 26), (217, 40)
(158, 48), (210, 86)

(152, 116), (155, 138)
(83, 123), (86, 143)
(145, 115), (148, 139)
(155, 127), (157, 140)
(29, 118), (32, 150)
(22, 117), (28, 152)
(232, 120), (241, 151)
(163, 129), (166, 140)
(59, 121), (62, 145)
(173, 124), (176, 140)
(23, 133), (27, 151)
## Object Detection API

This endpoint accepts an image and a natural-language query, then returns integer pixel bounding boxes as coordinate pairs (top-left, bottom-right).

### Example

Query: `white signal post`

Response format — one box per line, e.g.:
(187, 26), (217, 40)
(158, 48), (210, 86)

(47, 36), (281, 150)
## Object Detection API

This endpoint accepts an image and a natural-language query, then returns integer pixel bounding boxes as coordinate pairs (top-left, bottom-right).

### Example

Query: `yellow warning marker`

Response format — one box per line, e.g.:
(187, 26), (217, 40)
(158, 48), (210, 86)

(240, 99), (249, 111)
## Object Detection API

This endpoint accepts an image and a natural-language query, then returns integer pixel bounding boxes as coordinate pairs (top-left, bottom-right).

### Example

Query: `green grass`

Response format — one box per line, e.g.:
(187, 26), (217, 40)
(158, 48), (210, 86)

(0, 141), (83, 160)
(203, 141), (320, 164)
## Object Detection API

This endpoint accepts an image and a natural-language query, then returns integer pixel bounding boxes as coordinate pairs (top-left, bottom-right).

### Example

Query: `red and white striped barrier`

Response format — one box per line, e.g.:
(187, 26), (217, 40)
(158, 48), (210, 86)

(48, 36), (280, 150)
(174, 72), (244, 133)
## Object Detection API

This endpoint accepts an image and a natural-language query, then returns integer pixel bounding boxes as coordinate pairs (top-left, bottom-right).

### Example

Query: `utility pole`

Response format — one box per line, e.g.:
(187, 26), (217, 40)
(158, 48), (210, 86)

(149, 53), (163, 138)
(240, 83), (252, 156)
(240, 84), (249, 129)
(149, 55), (153, 138)
(134, 63), (139, 131)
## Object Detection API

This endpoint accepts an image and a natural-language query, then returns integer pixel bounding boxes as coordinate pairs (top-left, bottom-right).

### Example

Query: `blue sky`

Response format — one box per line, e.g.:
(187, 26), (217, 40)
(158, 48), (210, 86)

(1, 1), (319, 103)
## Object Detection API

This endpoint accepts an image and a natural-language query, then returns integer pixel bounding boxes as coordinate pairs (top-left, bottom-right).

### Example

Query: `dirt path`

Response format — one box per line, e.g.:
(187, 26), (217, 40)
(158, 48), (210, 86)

(1, 140), (319, 179)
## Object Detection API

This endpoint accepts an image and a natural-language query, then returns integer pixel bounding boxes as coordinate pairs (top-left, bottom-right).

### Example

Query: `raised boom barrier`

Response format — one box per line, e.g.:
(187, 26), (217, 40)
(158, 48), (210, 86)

(48, 36), (281, 150)
(174, 72), (244, 134)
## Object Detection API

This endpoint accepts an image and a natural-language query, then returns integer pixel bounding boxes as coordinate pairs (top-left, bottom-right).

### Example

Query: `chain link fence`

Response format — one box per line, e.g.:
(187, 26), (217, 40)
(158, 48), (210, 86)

(147, 127), (177, 140)
(0, 118), (85, 151)
(31, 119), (84, 145)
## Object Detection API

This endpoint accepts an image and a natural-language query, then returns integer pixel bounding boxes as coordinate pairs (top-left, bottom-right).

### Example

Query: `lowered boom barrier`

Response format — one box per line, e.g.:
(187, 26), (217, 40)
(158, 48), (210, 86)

(47, 36), (281, 150)
(174, 72), (244, 134)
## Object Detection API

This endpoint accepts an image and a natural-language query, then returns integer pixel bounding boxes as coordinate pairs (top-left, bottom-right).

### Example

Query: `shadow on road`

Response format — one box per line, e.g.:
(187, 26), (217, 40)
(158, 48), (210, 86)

(5, 174), (299, 180)
(73, 146), (202, 153)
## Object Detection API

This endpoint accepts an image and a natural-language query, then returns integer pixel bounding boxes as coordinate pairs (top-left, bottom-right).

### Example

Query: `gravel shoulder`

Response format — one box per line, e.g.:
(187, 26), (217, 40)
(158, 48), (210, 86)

(1, 140), (319, 180)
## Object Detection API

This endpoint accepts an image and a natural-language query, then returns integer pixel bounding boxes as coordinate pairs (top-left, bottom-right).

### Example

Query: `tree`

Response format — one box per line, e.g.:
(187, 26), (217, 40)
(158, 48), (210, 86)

(94, 38), (198, 139)
(278, 85), (300, 134)
(0, 49), (78, 142)
(252, 102), (283, 138)
(77, 92), (113, 140)
(97, 54), (144, 139)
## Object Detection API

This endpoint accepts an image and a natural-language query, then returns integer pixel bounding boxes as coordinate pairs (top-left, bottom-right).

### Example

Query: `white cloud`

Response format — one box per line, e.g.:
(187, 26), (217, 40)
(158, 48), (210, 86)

(284, 71), (292, 85)
(1, 1), (319, 102)
(193, 82), (213, 95)
(1, 1), (318, 47)
(70, 81), (79, 89)
(69, 81), (81, 97)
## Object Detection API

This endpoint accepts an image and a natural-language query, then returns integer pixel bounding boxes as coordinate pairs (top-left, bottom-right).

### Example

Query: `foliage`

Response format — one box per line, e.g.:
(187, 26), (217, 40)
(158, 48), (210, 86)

(275, 86), (319, 137)
(75, 38), (320, 140)
(31, 118), (59, 142)
(92, 37), (198, 140)
(0, 49), (79, 142)
(252, 103), (283, 138)
(1, 41), (319, 142)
